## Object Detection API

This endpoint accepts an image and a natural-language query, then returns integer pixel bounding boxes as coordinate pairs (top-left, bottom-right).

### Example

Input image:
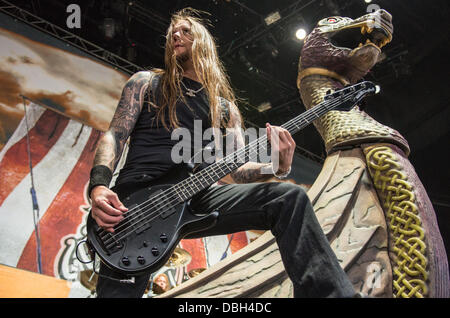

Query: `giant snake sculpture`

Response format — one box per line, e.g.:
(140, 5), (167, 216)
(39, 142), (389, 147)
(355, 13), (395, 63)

(296, 8), (448, 298)
(160, 9), (448, 298)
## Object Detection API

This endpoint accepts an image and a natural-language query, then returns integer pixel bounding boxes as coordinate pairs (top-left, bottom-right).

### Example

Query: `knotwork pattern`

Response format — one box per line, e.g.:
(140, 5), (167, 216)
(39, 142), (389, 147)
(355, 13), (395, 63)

(365, 145), (428, 298)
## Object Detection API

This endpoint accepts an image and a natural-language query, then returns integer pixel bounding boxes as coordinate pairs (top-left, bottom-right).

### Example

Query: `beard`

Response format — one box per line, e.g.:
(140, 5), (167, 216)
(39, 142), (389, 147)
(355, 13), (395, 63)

(176, 50), (191, 63)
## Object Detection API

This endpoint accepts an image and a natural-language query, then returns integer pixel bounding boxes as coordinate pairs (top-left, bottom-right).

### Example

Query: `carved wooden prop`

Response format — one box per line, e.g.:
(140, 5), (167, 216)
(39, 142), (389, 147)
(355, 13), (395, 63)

(159, 9), (448, 298)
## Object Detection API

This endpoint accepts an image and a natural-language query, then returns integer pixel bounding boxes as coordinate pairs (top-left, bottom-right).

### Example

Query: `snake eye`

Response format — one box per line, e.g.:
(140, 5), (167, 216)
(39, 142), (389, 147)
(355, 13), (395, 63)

(318, 16), (343, 27)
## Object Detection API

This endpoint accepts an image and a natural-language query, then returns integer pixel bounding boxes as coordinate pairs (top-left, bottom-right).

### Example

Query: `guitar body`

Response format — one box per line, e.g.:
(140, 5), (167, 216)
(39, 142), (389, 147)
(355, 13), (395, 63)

(86, 165), (219, 275)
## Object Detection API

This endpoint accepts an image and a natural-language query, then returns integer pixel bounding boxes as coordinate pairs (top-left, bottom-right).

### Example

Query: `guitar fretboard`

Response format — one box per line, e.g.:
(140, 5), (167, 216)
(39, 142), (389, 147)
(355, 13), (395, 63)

(170, 89), (356, 202)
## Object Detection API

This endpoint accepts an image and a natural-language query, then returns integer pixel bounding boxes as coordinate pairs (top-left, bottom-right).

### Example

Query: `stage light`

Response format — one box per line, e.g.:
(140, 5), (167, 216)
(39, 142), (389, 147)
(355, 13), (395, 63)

(295, 28), (307, 40)
(238, 48), (257, 72)
(103, 18), (116, 39)
(265, 11), (281, 26)
(364, 0), (372, 3)
(257, 102), (272, 112)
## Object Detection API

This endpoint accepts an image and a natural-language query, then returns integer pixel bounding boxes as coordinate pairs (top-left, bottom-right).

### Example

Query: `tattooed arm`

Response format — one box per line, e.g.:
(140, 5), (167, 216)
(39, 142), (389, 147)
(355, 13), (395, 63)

(90, 71), (151, 232)
(225, 102), (295, 184)
(93, 71), (151, 170)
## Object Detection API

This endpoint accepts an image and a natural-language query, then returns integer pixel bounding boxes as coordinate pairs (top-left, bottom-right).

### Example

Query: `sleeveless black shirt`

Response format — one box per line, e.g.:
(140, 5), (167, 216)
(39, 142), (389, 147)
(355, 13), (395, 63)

(116, 76), (220, 185)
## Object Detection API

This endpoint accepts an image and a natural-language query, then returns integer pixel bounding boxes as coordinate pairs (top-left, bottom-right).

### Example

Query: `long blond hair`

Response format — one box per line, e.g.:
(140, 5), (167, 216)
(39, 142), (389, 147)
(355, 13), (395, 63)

(150, 8), (241, 130)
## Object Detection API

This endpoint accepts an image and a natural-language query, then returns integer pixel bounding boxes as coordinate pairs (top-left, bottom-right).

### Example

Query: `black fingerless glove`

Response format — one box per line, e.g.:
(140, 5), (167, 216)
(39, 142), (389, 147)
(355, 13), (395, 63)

(88, 165), (113, 198)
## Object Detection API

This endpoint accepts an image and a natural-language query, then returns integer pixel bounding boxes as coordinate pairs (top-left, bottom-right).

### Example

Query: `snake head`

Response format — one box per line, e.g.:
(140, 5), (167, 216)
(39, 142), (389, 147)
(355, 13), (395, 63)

(299, 9), (393, 84)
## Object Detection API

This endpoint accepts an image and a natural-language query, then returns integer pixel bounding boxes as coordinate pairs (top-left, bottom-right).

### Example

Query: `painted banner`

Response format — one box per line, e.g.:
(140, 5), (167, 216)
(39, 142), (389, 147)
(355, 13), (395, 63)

(0, 102), (257, 297)
(0, 102), (100, 278)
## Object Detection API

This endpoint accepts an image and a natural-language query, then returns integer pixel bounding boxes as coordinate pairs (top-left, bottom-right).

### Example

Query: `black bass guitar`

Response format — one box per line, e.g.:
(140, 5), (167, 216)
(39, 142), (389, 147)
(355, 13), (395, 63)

(86, 81), (380, 275)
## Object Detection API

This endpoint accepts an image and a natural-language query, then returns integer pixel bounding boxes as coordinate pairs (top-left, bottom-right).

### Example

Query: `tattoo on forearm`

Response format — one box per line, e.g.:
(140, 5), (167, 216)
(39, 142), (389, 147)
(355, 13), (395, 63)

(231, 162), (273, 183)
(93, 131), (116, 169)
(93, 72), (150, 171)
(223, 102), (273, 183)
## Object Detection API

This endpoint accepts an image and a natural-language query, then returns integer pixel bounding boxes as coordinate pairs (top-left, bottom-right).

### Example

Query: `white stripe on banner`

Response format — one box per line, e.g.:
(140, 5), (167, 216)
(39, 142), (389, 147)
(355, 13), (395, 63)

(203, 235), (231, 267)
(0, 116), (91, 267)
(0, 103), (45, 163)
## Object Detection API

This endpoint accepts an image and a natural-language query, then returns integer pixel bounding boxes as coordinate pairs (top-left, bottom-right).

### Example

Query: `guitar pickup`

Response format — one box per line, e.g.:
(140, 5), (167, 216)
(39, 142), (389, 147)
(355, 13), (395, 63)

(96, 229), (124, 255)
(126, 203), (152, 235)
(160, 206), (176, 219)
(152, 192), (176, 219)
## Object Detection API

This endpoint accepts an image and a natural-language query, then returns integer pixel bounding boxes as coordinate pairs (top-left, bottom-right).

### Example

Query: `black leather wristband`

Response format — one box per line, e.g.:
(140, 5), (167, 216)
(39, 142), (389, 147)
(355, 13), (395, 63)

(88, 165), (113, 198)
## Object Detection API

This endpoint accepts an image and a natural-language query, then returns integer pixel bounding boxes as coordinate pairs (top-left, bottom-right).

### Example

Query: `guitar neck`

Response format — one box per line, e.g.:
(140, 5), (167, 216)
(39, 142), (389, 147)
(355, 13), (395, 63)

(170, 94), (349, 202)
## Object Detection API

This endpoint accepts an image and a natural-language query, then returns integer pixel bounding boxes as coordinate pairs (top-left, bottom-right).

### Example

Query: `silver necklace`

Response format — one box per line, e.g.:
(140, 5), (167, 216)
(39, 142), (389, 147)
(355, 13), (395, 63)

(181, 80), (204, 97)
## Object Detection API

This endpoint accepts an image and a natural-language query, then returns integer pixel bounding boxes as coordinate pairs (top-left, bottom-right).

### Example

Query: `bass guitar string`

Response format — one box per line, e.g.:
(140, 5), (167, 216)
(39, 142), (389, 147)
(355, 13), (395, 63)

(99, 90), (361, 247)
(99, 90), (359, 247)
(109, 89), (350, 227)
(99, 89), (361, 247)
(99, 81), (378, 244)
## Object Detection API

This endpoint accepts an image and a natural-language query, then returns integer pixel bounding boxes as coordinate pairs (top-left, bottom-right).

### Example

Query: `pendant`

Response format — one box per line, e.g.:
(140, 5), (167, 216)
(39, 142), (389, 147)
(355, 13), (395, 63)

(186, 89), (196, 97)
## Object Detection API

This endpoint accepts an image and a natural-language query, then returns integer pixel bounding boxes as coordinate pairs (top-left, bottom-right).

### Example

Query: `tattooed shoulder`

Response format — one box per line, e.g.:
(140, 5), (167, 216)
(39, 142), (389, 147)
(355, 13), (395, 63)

(111, 71), (151, 132)
(94, 71), (152, 169)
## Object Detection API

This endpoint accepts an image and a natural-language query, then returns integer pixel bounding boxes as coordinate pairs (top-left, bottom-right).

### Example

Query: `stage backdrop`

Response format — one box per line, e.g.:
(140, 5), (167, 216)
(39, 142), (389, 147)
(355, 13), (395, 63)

(0, 11), (264, 297)
(0, 11), (320, 297)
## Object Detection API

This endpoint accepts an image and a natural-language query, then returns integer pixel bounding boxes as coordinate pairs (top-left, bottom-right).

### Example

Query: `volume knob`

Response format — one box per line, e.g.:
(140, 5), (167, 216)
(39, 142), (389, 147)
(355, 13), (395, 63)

(137, 256), (145, 265)
(121, 257), (130, 266)
(151, 247), (159, 256)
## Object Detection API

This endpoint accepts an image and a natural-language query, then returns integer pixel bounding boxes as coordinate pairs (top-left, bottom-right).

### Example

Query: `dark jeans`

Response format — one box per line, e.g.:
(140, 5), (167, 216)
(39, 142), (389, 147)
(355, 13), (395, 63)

(96, 182), (355, 298)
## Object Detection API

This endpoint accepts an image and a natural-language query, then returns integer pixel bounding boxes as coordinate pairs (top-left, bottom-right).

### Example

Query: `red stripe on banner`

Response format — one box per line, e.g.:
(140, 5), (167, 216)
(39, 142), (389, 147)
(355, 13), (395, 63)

(17, 129), (101, 276)
(229, 232), (248, 254)
(0, 110), (70, 206)
(180, 238), (207, 273)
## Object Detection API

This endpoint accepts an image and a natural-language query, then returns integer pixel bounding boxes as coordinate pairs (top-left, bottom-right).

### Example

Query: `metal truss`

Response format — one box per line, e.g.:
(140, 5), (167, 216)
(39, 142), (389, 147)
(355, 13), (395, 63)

(220, 0), (317, 111)
(127, 0), (168, 35)
(221, 0), (317, 58)
(0, 0), (144, 75)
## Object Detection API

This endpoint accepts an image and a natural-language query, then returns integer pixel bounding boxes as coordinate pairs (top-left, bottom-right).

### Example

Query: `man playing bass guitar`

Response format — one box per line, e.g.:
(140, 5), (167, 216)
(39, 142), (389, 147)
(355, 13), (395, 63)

(88, 8), (356, 298)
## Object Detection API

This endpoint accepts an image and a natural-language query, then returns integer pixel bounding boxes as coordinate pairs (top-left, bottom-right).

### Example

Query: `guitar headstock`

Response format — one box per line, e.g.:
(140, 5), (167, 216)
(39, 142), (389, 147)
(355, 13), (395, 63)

(324, 81), (380, 112)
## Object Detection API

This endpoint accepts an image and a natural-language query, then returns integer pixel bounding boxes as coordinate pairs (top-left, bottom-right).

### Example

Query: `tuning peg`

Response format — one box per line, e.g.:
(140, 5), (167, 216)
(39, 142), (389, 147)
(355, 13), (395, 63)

(324, 89), (333, 100)
(375, 85), (381, 94)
